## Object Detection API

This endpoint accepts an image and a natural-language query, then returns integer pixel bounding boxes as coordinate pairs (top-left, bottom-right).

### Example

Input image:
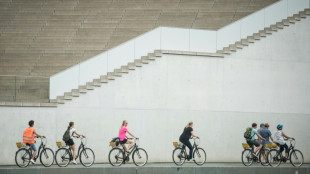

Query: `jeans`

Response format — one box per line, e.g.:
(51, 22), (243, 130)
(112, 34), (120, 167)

(181, 140), (193, 159)
(279, 143), (289, 153)
(30, 143), (37, 152)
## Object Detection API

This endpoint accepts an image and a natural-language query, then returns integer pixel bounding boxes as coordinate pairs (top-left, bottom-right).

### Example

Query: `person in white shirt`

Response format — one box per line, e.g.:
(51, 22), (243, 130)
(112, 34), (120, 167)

(274, 124), (294, 161)
(65, 122), (85, 164)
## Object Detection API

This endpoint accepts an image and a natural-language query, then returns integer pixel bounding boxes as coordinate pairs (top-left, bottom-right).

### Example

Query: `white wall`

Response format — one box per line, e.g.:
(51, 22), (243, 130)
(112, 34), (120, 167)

(1, 17), (310, 165)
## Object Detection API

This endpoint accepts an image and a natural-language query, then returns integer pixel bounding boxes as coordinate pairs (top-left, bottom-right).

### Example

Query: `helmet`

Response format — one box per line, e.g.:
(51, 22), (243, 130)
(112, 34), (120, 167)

(277, 124), (283, 130)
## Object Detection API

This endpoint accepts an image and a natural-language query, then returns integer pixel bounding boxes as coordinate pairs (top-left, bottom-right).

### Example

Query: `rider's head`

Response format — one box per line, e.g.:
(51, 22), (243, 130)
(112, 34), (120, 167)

(260, 123), (265, 128)
(68, 121), (74, 129)
(252, 123), (257, 129)
(264, 123), (270, 128)
(121, 120), (128, 127)
(186, 121), (193, 128)
(277, 124), (283, 130)
(28, 120), (34, 127)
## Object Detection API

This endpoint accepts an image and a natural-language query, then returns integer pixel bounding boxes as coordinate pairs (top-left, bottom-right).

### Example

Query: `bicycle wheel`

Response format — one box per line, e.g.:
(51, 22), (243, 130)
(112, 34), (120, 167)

(108, 148), (124, 166)
(193, 148), (206, 165)
(132, 148), (148, 166)
(241, 149), (253, 166)
(259, 149), (269, 166)
(40, 148), (54, 167)
(172, 147), (186, 166)
(15, 148), (31, 168)
(290, 149), (304, 167)
(268, 149), (282, 167)
(55, 148), (70, 167)
(80, 148), (95, 167)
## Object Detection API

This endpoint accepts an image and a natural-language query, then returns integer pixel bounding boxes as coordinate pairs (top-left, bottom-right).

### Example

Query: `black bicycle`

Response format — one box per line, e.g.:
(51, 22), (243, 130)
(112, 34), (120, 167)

(15, 137), (54, 168)
(108, 138), (148, 166)
(55, 136), (95, 167)
(268, 139), (304, 167)
(172, 137), (206, 166)
(241, 142), (270, 166)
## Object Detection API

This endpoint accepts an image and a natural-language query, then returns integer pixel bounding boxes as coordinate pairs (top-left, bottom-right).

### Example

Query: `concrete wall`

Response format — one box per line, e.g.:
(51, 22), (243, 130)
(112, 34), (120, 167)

(0, 17), (310, 165)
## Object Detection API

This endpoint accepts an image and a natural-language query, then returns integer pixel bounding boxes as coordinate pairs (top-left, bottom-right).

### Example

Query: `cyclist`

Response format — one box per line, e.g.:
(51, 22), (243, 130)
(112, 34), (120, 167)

(119, 120), (138, 154)
(179, 121), (199, 161)
(274, 124), (294, 162)
(65, 122), (85, 164)
(246, 123), (266, 157)
(22, 120), (45, 164)
(260, 123), (273, 145)
(257, 123), (265, 144)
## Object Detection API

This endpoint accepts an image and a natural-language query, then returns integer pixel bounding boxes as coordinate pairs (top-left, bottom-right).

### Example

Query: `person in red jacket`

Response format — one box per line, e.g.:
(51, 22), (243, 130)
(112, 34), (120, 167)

(23, 120), (44, 164)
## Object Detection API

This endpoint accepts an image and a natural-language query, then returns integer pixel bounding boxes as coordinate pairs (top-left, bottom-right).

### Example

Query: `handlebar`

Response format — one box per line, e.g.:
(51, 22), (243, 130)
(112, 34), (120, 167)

(190, 137), (200, 139)
(35, 136), (46, 139)
(128, 137), (139, 140)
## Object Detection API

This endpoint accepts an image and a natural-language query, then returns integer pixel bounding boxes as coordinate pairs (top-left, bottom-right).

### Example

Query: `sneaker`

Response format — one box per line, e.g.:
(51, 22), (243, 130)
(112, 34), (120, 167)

(71, 160), (77, 164)
(30, 159), (35, 164)
(190, 158), (195, 161)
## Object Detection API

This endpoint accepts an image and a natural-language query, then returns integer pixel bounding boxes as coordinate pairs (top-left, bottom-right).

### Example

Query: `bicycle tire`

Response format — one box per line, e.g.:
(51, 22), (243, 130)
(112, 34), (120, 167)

(55, 148), (70, 167)
(290, 149), (304, 167)
(193, 148), (206, 165)
(108, 148), (124, 166)
(268, 149), (282, 167)
(241, 149), (253, 166)
(172, 147), (186, 166)
(80, 148), (95, 167)
(132, 148), (148, 166)
(40, 148), (55, 167)
(259, 148), (269, 166)
(15, 148), (31, 168)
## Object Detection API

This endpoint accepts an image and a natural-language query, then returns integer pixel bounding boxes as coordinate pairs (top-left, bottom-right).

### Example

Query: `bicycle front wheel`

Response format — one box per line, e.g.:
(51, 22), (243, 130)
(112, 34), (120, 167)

(290, 149), (303, 167)
(268, 149), (282, 167)
(108, 148), (124, 166)
(40, 148), (54, 167)
(172, 147), (186, 166)
(55, 148), (70, 167)
(193, 148), (206, 165)
(259, 149), (269, 166)
(132, 148), (148, 166)
(80, 148), (95, 167)
(241, 149), (253, 166)
(15, 148), (31, 168)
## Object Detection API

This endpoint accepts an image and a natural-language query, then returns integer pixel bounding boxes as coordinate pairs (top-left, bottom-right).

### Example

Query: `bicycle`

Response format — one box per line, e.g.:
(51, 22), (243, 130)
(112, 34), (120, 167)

(55, 136), (95, 167)
(172, 137), (206, 166)
(267, 139), (304, 167)
(15, 137), (54, 168)
(108, 138), (148, 166)
(241, 142), (270, 166)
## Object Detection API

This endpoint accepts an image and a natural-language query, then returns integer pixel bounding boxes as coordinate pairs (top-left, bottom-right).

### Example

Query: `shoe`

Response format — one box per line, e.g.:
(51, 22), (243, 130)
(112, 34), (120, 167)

(71, 160), (77, 164)
(190, 158), (195, 161)
(30, 159), (35, 164)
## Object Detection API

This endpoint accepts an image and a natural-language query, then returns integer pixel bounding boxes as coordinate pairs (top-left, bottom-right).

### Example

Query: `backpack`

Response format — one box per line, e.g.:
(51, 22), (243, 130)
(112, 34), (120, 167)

(244, 127), (253, 139)
(63, 129), (70, 142)
(111, 137), (120, 146)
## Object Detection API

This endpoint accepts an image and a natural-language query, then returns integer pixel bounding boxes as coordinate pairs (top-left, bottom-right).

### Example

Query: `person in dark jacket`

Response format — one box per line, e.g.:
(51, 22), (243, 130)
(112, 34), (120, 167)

(179, 121), (199, 161)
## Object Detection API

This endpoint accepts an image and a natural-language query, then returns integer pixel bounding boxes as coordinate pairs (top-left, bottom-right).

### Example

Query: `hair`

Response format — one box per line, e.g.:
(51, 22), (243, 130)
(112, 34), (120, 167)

(185, 121), (193, 128)
(252, 123), (257, 128)
(68, 122), (74, 130)
(28, 120), (34, 127)
(120, 120), (127, 129)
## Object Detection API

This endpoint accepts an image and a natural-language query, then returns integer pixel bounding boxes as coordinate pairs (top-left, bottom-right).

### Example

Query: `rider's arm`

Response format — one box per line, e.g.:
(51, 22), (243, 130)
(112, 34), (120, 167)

(127, 130), (138, 139)
(73, 130), (84, 137)
(270, 136), (274, 142)
(191, 131), (198, 138)
(33, 129), (44, 137)
(256, 133), (266, 141)
(282, 132), (294, 140)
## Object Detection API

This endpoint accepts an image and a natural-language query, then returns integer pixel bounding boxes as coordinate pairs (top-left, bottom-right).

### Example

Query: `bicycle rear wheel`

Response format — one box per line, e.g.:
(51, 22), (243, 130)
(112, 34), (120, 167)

(172, 147), (186, 166)
(15, 148), (31, 168)
(193, 148), (206, 165)
(290, 149), (303, 167)
(55, 148), (70, 167)
(40, 148), (54, 167)
(259, 149), (269, 166)
(268, 149), (282, 167)
(80, 148), (95, 167)
(108, 148), (124, 166)
(241, 149), (253, 166)
(132, 148), (148, 166)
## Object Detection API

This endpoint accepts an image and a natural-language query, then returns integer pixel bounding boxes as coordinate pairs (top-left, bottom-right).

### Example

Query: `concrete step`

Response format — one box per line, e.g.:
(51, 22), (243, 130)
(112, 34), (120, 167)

(92, 79), (101, 87)
(78, 85), (87, 93)
(270, 24), (278, 31)
(64, 92), (73, 100)
(264, 28), (273, 34)
(293, 14), (301, 21)
(141, 56), (150, 64)
(241, 39), (249, 46)
(134, 59), (143, 67)
(121, 66), (129, 73)
(258, 30), (267, 37)
(71, 89), (80, 97)
(86, 82), (95, 89)
(147, 53), (156, 60)
(282, 19), (290, 26)
(229, 44), (237, 52)
(287, 17), (295, 23)
(56, 96), (65, 104)
(114, 69), (122, 77)
(305, 8), (310, 15)
(276, 22), (284, 29)
(253, 33), (261, 40)
(128, 63), (136, 70)
(154, 50), (162, 57)
(235, 41), (243, 49)
(247, 36), (255, 43)
(99, 75), (108, 83)
(299, 11), (307, 18)
(107, 72), (115, 80)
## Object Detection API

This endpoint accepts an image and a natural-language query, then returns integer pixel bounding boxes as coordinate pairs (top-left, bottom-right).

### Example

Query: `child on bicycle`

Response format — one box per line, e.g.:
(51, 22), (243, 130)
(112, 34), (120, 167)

(23, 120), (45, 164)
(274, 124), (295, 162)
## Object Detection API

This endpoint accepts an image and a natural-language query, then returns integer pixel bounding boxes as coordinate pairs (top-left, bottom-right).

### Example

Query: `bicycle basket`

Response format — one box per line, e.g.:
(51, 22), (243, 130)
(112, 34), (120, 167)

(110, 141), (116, 147)
(267, 143), (277, 149)
(56, 141), (62, 147)
(242, 143), (249, 149)
(173, 142), (178, 147)
(16, 142), (22, 148)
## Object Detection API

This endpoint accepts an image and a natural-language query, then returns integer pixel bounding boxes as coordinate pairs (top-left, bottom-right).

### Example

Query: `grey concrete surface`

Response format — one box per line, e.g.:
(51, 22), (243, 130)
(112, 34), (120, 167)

(0, 163), (309, 174)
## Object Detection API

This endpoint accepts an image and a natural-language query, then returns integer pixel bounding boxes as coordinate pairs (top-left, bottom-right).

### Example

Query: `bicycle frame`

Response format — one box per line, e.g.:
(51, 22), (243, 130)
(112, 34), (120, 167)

(179, 139), (199, 160)
(65, 138), (86, 161)
(121, 139), (138, 159)
(28, 138), (46, 161)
